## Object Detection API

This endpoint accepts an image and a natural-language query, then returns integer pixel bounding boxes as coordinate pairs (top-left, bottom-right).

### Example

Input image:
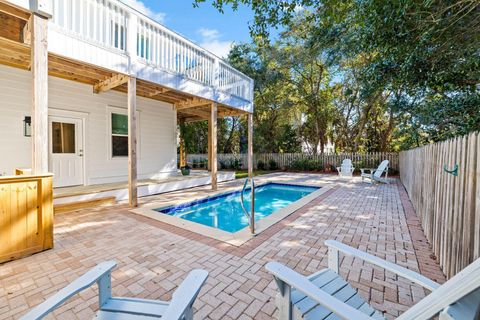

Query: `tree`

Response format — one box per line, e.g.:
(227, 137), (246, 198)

(195, 0), (480, 149)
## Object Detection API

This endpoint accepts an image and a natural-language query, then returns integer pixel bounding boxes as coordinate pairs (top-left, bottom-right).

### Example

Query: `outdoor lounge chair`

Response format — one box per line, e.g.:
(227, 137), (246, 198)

(20, 261), (208, 320)
(360, 160), (389, 184)
(266, 239), (480, 320)
(336, 159), (355, 177)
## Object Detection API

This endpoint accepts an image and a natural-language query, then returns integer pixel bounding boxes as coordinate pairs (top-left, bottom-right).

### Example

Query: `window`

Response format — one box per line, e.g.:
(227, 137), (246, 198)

(52, 122), (76, 153)
(111, 113), (128, 157)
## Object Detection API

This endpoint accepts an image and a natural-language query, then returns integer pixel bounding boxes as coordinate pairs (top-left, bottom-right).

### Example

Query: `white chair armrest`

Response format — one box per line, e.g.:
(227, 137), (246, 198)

(266, 262), (375, 320)
(161, 269), (208, 320)
(20, 261), (117, 320)
(325, 240), (440, 291)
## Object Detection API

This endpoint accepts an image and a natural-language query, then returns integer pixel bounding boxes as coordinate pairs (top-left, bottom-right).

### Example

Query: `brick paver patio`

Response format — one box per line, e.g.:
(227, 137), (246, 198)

(0, 173), (445, 319)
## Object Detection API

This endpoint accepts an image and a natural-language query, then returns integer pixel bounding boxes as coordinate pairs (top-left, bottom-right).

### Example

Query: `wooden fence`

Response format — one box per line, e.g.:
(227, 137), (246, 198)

(400, 132), (480, 278)
(0, 174), (54, 263)
(185, 152), (399, 172)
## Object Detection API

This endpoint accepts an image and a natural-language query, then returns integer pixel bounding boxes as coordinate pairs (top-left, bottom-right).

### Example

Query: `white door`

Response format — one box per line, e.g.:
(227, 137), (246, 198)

(49, 116), (84, 188)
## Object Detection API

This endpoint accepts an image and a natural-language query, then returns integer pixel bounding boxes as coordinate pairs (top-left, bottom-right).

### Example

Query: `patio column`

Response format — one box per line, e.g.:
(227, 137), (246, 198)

(31, 13), (49, 174)
(179, 119), (186, 167)
(247, 113), (253, 179)
(207, 117), (212, 171)
(210, 103), (218, 190)
(128, 77), (138, 207)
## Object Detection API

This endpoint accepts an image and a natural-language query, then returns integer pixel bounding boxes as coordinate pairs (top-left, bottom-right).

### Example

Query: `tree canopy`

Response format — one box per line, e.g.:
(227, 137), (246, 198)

(186, 0), (480, 154)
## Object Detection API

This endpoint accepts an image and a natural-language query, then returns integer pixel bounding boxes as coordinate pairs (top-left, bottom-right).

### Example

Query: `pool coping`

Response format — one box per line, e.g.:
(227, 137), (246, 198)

(131, 182), (335, 246)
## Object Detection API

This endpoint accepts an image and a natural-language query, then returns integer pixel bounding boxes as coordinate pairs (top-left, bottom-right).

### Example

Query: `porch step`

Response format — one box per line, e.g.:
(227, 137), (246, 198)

(54, 196), (117, 214)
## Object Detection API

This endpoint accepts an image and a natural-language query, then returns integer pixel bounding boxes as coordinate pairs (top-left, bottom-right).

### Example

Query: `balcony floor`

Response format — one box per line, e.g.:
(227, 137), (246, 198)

(0, 173), (446, 320)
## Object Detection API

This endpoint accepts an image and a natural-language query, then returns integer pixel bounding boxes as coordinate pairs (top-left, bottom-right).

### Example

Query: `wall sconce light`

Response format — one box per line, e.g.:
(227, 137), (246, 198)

(24, 116), (31, 137)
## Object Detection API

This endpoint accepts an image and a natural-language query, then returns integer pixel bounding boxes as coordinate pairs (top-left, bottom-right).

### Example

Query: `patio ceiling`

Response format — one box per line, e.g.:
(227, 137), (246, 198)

(0, 1), (248, 123)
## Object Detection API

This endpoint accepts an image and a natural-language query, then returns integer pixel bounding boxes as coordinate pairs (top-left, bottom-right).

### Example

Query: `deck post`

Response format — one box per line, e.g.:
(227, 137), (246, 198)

(179, 119), (186, 168)
(247, 113), (254, 233)
(128, 77), (138, 207)
(31, 13), (49, 174)
(247, 113), (253, 179)
(210, 103), (218, 190)
(207, 117), (212, 171)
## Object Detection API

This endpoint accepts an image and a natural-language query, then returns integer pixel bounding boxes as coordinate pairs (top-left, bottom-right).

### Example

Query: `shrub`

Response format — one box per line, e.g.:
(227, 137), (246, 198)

(192, 158), (198, 169)
(229, 158), (242, 170)
(257, 160), (266, 170)
(220, 160), (227, 170)
(289, 158), (324, 171)
(268, 159), (278, 170)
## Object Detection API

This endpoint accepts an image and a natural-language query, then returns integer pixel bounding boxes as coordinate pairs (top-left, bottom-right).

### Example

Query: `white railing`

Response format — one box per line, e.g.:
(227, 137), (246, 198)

(48, 0), (253, 101)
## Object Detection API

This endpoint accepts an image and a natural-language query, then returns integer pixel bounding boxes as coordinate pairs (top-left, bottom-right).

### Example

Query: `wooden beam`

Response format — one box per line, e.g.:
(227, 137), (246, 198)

(93, 73), (129, 93)
(210, 103), (218, 190)
(177, 97), (211, 110)
(147, 88), (170, 97)
(179, 108), (210, 119)
(31, 13), (48, 174)
(128, 77), (138, 207)
(22, 14), (31, 44)
(0, 2), (30, 21)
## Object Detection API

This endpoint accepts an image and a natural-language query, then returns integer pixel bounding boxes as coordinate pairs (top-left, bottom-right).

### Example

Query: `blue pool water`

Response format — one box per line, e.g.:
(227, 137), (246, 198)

(156, 183), (319, 233)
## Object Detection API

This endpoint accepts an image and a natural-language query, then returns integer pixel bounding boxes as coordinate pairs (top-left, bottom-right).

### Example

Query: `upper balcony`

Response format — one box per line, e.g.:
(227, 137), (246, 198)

(2, 0), (254, 115)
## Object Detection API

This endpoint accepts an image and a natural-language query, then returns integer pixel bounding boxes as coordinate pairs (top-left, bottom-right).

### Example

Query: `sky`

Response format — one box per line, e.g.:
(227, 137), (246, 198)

(119, 0), (255, 58)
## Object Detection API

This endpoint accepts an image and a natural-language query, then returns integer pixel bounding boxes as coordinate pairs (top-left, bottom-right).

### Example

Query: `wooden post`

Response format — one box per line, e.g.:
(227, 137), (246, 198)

(128, 77), (137, 207)
(179, 119), (186, 167)
(247, 113), (255, 233)
(31, 13), (49, 174)
(247, 113), (253, 179)
(207, 117), (212, 171)
(210, 103), (217, 190)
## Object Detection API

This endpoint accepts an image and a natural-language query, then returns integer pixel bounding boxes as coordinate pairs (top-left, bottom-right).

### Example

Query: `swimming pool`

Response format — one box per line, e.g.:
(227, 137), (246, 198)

(156, 183), (319, 233)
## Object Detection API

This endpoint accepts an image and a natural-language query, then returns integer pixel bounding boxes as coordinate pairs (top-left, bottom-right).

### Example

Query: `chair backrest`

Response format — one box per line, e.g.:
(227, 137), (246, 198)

(341, 159), (353, 171)
(398, 257), (480, 320)
(373, 160), (389, 178)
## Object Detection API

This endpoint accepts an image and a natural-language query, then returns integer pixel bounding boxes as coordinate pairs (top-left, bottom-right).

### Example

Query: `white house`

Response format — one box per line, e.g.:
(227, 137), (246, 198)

(0, 0), (254, 206)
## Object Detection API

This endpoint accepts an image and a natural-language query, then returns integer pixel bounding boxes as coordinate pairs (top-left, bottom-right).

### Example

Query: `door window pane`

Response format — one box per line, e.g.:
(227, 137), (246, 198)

(52, 122), (75, 154)
(111, 113), (128, 135)
(112, 135), (128, 157)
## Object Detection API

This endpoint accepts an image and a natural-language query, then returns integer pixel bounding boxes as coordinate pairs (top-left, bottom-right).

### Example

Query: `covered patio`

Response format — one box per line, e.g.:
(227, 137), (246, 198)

(0, 173), (445, 320)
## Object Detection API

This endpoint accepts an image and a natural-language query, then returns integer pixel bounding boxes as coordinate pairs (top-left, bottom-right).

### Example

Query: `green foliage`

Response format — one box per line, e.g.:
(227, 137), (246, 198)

(289, 158), (324, 171)
(257, 160), (266, 170)
(268, 159), (278, 170)
(195, 0), (480, 151)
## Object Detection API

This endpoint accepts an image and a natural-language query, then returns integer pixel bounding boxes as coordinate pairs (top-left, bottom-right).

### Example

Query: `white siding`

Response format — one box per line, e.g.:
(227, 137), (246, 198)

(0, 64), (177, 184)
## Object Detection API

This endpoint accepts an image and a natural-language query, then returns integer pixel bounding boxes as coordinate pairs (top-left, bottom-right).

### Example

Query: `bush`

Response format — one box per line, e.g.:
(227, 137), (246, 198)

(192, 158), (198, 169)
(289, 158), (324, 171)
(220, 160), (227, 170)
(268, 159), (278, 170)
(229, 158), (242, 170)
(257, 160), (266, 170)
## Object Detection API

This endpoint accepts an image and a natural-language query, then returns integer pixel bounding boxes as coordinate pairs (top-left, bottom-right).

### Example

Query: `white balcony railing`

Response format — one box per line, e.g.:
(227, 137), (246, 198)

(49, 0), (253, 102)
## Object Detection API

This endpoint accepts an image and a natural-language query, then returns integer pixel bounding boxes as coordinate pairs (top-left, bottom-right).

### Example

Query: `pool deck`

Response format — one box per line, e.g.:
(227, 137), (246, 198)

(0, 173), (446, 319)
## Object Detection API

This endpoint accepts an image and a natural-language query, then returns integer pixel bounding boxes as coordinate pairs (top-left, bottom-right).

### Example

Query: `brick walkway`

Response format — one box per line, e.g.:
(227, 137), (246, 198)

(0, 174), (445, 319)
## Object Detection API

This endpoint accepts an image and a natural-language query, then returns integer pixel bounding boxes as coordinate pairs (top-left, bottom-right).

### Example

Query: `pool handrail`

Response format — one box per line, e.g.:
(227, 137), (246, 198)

(240, 177), (255, 234)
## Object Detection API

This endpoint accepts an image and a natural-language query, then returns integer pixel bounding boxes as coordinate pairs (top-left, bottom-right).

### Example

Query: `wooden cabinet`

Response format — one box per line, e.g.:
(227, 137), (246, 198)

(0, 174), (53, 263)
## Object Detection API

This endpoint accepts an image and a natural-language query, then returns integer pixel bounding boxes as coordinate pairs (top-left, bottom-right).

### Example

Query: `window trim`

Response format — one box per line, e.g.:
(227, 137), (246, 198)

(106, 106), (140, 160)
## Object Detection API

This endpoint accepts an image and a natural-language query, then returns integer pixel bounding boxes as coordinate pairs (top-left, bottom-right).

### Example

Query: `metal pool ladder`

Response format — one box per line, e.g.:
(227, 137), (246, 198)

(240, 177), (255, 234)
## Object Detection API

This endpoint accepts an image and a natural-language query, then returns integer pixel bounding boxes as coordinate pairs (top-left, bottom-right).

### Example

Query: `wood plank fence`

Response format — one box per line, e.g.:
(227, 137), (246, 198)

(400, 132), (480, 278)
(185, 152), (399, 172)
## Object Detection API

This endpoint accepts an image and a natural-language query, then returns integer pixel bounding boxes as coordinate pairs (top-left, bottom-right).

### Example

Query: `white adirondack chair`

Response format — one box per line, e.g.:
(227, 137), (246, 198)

(361, 160), (389, 184)
(336, 159), (355, 177)
(266, 240), (480, 320)
(20, 261), (208, 320)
